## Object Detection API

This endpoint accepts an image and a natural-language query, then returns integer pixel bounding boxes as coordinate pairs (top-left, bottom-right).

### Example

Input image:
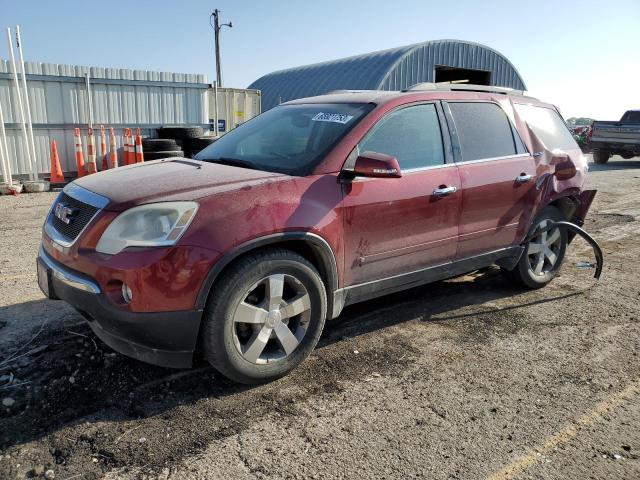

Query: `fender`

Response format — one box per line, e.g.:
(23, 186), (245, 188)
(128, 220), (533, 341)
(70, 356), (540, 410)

(529, 189), (597, 244)
(195, 232), (339, 314)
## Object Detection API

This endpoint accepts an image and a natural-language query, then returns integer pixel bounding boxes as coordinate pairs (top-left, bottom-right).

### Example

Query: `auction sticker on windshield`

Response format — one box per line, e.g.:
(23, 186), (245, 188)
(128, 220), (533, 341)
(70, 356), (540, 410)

(312, 112), (354, 124)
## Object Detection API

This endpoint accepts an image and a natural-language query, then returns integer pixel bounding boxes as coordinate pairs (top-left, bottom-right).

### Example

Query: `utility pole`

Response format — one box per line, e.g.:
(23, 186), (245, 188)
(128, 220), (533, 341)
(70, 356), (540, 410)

(211, 9), (232, 87)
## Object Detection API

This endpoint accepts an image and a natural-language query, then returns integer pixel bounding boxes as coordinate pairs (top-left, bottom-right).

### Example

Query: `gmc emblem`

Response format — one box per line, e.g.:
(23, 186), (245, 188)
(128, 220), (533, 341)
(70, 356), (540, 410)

(54, 203), (77, 225)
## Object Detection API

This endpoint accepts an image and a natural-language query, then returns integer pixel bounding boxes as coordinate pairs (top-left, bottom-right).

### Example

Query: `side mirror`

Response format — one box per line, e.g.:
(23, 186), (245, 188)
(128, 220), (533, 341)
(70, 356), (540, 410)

(551, 150), (577, 181)
(352, 151), (402, 178)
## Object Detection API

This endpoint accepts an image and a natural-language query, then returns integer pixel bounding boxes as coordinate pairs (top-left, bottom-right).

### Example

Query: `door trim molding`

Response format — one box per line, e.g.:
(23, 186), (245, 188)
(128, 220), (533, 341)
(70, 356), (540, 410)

(453, 153), (531, 166)
(337, 246), (523, 307)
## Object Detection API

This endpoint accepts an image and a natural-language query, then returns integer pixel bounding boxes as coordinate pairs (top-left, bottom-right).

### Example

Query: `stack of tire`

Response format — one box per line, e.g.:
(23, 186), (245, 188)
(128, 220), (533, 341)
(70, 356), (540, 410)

(142, 138), (184, 161)
(182, 135), (219, 158)
(142, 126), (219, 161)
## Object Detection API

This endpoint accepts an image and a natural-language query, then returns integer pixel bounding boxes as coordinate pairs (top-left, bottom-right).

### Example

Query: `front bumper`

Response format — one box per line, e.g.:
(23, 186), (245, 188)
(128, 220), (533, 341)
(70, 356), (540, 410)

(38, 247), (203, 368)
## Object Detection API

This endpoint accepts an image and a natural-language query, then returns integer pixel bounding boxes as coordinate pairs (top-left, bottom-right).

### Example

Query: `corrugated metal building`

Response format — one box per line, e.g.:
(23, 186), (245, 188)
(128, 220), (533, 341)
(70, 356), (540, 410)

(249, 39), (527, 111)
(0, 60), (209, 176)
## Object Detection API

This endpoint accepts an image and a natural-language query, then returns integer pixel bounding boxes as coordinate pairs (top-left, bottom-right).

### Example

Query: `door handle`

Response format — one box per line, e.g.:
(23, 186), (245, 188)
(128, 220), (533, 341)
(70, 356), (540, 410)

(515, 173), (533, 183)
(432, 186), (457, 197)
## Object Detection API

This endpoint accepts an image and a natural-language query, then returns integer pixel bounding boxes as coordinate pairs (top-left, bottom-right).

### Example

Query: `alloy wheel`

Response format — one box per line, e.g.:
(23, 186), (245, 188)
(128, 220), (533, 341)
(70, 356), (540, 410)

(232, 274), (312, 364)
(527, 219), (562, 276)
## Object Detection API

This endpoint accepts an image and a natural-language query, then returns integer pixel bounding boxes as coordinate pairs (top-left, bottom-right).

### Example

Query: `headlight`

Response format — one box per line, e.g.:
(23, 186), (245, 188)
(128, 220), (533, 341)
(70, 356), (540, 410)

(96, 202), (198, 255)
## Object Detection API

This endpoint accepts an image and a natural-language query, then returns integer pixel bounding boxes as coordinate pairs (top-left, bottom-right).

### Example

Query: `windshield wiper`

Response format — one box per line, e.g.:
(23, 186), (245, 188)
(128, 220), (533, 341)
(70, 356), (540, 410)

(205, 157), (262, 171)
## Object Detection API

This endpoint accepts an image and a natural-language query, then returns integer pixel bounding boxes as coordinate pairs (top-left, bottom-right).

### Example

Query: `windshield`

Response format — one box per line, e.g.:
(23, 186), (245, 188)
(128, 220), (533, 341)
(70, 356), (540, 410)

(195, 103), (373, 175)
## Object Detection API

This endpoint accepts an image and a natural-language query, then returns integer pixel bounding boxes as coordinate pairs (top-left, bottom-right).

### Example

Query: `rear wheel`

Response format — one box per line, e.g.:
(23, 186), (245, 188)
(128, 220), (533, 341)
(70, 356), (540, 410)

(504, 206), (567, 289)
(593, 150), (610, 164)
(202, 249), (327, 384)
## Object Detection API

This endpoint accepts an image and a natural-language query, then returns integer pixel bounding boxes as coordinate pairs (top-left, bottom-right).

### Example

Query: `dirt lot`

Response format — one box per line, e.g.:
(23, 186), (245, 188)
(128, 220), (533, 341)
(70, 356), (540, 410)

(1, 156), (639, 480)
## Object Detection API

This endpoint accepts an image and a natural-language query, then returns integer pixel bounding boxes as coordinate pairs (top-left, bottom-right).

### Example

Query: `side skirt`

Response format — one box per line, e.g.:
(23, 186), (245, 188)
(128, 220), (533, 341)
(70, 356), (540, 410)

(331, 246), (524, 315)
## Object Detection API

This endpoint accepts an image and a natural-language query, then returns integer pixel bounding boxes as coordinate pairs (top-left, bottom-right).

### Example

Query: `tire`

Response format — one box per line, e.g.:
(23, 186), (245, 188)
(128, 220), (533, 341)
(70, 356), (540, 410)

(157, 126), (204, 140)
(202, 248), (327, 384)
(144, 150), (184, 161)
(142, 139), (181, 152)
(183, 136), (218, 153)
(503, 206), (567, 289)
(183, 136), (218, 157)
(593, 150), (610, 164)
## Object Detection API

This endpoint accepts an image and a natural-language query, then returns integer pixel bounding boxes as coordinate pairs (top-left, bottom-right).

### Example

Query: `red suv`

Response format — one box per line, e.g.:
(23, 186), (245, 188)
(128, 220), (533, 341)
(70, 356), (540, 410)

(37, 84), (597, 384)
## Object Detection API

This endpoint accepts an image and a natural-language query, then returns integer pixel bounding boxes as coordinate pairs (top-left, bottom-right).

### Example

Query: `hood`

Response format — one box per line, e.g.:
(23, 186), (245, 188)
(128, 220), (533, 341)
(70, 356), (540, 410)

(74, 158), (285, 210)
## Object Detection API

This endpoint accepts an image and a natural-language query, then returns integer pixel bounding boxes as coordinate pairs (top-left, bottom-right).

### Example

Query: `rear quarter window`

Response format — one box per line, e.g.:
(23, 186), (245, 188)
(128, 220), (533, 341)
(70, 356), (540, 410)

(448, 102), (521, 162)
(514, 104), (578, 151)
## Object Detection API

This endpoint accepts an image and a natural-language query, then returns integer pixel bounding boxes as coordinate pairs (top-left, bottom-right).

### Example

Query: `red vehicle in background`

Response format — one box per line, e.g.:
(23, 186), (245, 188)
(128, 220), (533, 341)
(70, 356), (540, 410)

(37, 84), (600, 384)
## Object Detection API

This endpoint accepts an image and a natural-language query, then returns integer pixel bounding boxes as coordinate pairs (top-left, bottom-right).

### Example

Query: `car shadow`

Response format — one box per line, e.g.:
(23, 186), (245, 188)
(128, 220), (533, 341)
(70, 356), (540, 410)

(0, 268), (582, 455)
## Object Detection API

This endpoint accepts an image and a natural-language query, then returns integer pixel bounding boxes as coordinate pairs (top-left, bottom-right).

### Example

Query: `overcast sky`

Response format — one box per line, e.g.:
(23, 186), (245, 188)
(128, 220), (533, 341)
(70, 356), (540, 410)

(2, 0), (639, 119)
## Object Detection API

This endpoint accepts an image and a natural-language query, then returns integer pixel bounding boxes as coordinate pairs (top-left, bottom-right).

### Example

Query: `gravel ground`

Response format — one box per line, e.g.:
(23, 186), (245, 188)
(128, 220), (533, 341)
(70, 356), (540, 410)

(1, 156), (639, 479)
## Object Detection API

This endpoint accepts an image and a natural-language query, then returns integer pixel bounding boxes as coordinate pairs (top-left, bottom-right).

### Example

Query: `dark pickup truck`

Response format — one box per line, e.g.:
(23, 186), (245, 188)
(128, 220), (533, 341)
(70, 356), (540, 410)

(590, 110), (640, 164)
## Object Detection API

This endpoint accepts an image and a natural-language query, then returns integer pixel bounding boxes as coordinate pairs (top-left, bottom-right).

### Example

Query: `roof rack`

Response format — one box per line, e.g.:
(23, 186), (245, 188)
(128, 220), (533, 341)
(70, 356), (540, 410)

(404, 83), (526, 96)
(326, 89), (383, 94)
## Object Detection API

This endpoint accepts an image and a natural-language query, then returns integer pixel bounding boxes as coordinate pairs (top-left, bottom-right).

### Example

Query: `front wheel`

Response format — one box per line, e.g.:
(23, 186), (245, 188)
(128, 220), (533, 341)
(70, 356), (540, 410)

(202, 249), (327, 384)
(504, 206), (567, 289)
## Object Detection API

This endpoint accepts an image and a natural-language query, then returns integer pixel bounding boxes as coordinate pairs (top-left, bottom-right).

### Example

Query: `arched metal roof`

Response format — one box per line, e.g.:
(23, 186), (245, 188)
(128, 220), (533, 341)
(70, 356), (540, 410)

(248, 39), (527, 111)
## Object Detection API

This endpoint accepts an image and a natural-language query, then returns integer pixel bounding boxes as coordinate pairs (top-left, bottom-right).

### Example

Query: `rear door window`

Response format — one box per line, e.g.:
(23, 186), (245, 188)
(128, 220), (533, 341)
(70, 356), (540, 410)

(358, 103), (445, 170)
(448, 102), (520, 162)
(514, 104), (578, 151)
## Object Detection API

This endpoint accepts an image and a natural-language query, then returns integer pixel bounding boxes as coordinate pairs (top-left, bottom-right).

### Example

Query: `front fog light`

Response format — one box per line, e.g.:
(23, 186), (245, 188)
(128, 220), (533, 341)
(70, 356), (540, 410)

(122, 283), (133, 303)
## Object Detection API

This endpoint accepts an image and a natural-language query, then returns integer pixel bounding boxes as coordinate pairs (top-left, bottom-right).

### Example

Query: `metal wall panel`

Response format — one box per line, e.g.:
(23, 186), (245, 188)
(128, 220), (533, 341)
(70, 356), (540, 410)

(249, 40), (527, 111)
(0, 60), (210, 177)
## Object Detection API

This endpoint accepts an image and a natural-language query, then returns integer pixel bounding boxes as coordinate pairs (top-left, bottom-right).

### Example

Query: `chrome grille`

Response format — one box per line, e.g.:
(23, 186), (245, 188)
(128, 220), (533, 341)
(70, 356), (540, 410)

(49, 193), (99, 242)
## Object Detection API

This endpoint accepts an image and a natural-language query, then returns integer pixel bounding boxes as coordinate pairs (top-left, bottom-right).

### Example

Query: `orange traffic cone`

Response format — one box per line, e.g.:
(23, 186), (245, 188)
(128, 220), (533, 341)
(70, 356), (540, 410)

(127, 128), (134, 165)
(86, 127), (98, 174)
(122, 128), (131, 166)
(109, 127), (118, 168)
(128, 128), (135, 165)
(100, 125), (108, 170)
(134, 128), (144, 163)
(49, 140), (65, 184)
(74, 128), (86, 177)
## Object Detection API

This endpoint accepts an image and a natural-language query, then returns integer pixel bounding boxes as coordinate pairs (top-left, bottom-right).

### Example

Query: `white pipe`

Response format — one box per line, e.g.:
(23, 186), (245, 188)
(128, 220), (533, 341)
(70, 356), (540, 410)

(0, 139), (7, 185)
(6, 27), (35, 182)
(85, 73), (93, 128)
(213, 81), (219, 136)
(0, 100), (11, 186)
(15, 26), (38, 182)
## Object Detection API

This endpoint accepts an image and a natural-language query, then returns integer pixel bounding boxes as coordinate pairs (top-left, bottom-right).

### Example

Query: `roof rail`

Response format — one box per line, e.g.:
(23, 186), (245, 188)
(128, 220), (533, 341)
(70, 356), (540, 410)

(326, 89), (381, 94)
(404, 83), (526, 96)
